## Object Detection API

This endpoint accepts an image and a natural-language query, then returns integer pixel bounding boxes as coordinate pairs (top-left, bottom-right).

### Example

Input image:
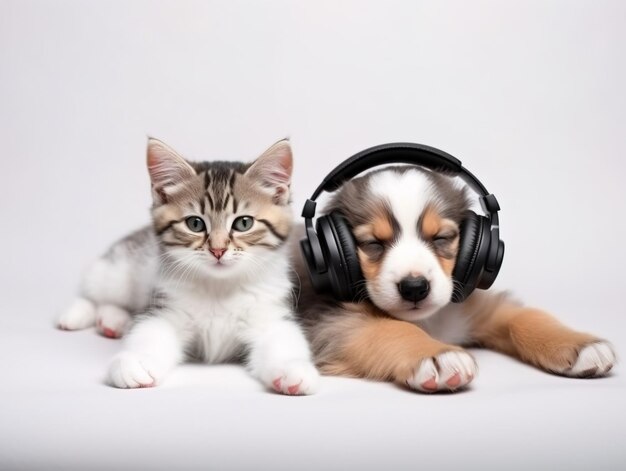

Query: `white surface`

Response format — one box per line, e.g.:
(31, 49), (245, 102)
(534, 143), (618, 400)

(1, 1), (625, 469)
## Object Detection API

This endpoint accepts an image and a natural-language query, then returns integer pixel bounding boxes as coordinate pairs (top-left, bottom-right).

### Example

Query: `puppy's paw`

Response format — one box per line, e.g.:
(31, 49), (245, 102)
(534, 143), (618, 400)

(57, 298), (96, 331)
(107, 352), (164, 389)
(406, 350), (477, 393)
(96, 305), (131, 339)
(264, 360), (320, 396)
(565, 341), (616, 378)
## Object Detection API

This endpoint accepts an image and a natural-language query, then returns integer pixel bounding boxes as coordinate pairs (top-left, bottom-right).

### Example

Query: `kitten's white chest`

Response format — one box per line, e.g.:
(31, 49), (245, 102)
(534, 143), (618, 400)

(156, 254), (292, 364)
(171, 286), (255, 363)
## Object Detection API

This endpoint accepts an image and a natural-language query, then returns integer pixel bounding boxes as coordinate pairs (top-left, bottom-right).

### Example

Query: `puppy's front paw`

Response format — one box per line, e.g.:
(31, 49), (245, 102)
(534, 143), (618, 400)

(565, 341), (616, 378)
(107, 352), (164, 389)
(406, 350), (477, 393)
(264, 360), (320, 396)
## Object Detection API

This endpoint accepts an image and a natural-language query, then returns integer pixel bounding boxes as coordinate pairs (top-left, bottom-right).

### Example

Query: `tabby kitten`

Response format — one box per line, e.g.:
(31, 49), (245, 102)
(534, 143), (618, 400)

(58, 138), (319, 395)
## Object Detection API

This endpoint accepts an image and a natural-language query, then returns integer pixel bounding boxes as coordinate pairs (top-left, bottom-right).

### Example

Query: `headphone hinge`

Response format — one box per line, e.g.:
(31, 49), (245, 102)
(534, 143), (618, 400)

(302, 199), (317, 219)
(480, 193), (500, 215)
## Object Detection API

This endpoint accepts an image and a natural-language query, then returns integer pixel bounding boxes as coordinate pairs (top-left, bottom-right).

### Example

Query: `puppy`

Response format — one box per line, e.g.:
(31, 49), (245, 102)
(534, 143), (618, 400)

(294, 166), (616, 392)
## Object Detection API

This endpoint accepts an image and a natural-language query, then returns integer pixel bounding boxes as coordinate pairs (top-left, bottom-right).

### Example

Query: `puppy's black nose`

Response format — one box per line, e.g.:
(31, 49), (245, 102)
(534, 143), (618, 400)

(398, 276), (430, 303)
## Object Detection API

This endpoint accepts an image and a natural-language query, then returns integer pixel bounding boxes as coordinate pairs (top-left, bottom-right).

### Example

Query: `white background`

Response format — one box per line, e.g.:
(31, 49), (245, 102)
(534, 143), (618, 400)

(1, 1), (625, 470)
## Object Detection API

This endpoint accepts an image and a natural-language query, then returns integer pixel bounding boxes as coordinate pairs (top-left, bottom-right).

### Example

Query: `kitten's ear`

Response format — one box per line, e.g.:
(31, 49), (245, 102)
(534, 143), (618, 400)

(245, 139), (293, 205)
(146, 137), (196, 203)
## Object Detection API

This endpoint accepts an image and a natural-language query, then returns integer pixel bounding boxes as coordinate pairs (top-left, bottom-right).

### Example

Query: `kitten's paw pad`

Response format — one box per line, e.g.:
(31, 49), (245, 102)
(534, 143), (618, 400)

(96, 305), (131, 339)
(107, 352), (163, 389)
(57, 298), (96, 331)
(406, 351), (477, 393)
(268, 361), (319, 396)
(568, 342), (616, 378)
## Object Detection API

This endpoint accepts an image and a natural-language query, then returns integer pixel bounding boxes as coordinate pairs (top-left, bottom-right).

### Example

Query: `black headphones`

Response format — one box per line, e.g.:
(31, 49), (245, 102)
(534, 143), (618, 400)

(300, 142), (505, 304)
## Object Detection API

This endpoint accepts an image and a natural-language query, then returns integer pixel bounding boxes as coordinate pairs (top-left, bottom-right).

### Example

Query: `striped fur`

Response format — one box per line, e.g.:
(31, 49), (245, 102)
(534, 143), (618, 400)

(58, 138), (319, 394)
(150, 153), (291, 258)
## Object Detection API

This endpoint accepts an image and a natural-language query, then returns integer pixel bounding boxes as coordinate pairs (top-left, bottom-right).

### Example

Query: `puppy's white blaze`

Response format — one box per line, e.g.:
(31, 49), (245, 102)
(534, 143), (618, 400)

(369, 168), (434, 231)
(367, 168), (453, 321)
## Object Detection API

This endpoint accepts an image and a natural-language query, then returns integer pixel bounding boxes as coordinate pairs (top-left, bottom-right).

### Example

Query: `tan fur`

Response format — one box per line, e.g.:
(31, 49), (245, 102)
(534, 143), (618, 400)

(308, 289), (607, 385)
(372, 214), (394, 242)
(419, 206), (460, 276)
(357, 248), (381, 280)
(352, 210), (395, 281)
(466, 293), (601, 374)
(352, 224), (372, 241)
(254, 204), (293, 240)
(420, 206), (442, 239)
(311, 302), (463, 384)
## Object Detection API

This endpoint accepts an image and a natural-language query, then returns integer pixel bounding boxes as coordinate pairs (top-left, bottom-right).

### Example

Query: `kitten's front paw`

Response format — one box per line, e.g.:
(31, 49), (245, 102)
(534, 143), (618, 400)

(265, 360), (320, 396)
(107, 352), (164, 389)
(406, 350), (477, 393)
(564, 341), (616, 378)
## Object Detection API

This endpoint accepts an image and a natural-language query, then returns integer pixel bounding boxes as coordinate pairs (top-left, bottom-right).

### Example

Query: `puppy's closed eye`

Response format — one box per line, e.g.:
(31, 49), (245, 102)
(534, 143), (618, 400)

(360, 240), (385, 260)
(431, 229), (459, 259)
(433, 229), (458, 244)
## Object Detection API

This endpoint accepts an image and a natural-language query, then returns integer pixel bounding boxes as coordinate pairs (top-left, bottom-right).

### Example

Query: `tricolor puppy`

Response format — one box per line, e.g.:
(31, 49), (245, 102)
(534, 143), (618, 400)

(296, 144), (616, 393)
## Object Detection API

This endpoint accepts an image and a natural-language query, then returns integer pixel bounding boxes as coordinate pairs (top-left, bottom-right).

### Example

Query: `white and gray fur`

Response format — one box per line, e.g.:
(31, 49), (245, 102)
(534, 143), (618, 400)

(58, 138), (319, 394)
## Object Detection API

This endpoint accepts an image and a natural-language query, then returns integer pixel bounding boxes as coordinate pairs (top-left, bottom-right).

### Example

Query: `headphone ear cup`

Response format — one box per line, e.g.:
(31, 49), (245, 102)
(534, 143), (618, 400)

(327, 212), (363, 300)
(311, 212), (363, 301)
(452, 210), (490, 303)
(300, 236), (331, 295)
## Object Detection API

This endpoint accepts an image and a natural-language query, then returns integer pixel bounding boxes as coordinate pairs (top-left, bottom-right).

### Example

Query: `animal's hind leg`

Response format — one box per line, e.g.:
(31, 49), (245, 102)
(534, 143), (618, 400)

(469, 298), (616, 378)
(58, 257), (140, 337)
(57, 297), (97, 330)
(95, 305), (132, 339)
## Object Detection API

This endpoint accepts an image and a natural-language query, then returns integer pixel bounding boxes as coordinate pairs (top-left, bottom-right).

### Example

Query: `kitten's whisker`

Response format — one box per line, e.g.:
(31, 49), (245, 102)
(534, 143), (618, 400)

(171, 253), (203, 290)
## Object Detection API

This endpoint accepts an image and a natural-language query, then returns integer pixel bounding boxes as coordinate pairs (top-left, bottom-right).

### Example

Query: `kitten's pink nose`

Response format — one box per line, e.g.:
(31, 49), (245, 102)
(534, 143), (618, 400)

(209, 248), (227, 260)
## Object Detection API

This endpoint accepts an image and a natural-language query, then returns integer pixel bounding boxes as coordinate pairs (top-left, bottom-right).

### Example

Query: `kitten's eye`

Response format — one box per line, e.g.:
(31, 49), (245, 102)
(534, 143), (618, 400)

(185, 216), (206, 232)
(232, 216), (254, 232)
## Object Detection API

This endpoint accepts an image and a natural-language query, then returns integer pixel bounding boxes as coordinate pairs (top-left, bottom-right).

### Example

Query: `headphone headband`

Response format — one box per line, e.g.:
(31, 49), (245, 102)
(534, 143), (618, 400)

(311, 143), (461, 199)
(303, 142), (500, 220)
